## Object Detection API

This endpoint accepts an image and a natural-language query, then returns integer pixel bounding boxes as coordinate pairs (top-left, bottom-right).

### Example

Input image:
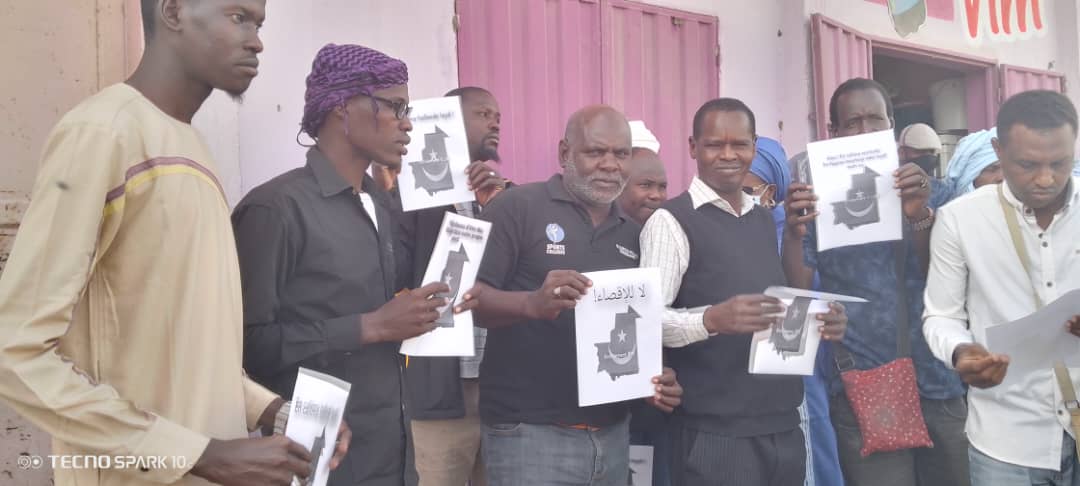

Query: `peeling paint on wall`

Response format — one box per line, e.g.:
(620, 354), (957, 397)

(0, 0), (140, 482)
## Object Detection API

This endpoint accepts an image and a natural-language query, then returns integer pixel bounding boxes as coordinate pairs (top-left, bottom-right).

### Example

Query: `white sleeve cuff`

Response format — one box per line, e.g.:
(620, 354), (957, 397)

(662, 308), (709, 348)
(924, 316), (975, 370)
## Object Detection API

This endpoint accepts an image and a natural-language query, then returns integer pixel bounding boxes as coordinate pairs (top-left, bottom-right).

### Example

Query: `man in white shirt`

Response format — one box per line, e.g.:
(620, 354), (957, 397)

(923, 89), (1080, 485)
(640, 98), (848, 485)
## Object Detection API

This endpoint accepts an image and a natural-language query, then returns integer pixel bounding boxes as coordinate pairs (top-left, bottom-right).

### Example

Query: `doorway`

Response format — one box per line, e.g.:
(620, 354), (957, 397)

(872, 51), (992, 176)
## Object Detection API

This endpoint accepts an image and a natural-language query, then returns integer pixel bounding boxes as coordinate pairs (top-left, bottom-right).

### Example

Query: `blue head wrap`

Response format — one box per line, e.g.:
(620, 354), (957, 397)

(749, 137), (791, 202)
(748, 137), (791, 248)
(945, 128), (998, 195)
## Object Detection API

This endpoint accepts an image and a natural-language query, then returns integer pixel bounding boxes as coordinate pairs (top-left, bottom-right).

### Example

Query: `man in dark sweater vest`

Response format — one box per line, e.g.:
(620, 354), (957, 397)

(640, 98), (849, 486)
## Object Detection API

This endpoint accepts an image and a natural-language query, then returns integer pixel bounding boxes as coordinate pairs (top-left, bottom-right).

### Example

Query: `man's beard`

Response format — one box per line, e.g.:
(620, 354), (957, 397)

(475, 144), (500, 162)
(564, 162), (626, 206)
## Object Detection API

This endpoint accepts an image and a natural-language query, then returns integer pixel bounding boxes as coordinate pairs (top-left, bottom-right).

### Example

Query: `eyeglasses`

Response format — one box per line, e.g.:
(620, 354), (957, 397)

(742, 182), (771, 196)
(366, 95), (412, 120)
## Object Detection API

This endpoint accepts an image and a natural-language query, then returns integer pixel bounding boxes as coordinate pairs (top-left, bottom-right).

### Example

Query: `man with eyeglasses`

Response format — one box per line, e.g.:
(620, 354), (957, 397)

(233, 44), (480, 486)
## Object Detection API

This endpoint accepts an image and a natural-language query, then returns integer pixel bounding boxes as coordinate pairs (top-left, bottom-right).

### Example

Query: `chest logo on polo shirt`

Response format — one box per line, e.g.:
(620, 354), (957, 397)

(545, 223), (566, 255)
(615, 244), (638, 260)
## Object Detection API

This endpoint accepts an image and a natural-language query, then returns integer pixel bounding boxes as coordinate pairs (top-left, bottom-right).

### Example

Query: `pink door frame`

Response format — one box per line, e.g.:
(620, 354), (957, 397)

(999, 64), (1065, 97)
(811, 14), (874, 141)
(811, 13), (999, 139)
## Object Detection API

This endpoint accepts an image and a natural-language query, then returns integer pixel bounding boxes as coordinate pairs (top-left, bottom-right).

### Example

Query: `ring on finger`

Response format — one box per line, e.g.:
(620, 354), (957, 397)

(553, 286), (562, 297)
(920, 177), (928, 188)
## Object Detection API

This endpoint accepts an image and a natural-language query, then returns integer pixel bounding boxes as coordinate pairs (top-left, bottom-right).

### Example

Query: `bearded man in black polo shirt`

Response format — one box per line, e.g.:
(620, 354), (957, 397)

(473, 105), (682, 486)
(640, 98), (849, 486)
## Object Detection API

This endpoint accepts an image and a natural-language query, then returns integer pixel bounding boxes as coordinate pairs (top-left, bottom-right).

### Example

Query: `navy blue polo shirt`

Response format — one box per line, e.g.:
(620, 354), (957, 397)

(477, 174), (642, 427)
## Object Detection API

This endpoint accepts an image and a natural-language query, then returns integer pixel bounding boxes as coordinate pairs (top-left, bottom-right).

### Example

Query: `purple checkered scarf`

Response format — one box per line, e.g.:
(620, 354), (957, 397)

(300, 43), (409, 138)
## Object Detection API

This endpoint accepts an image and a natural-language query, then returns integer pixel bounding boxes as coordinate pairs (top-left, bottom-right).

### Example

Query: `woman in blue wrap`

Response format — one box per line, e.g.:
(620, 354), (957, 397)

(944, 128), (1003, 195)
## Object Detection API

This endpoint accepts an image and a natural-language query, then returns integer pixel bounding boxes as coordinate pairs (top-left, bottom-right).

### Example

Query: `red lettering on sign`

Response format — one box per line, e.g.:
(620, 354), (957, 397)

(964, 0), (1043, 39)
(965, 0), (980, 38)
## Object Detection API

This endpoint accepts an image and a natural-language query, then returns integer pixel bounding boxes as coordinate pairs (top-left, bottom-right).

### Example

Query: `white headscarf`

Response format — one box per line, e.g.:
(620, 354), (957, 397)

(629, 120), (660, 154)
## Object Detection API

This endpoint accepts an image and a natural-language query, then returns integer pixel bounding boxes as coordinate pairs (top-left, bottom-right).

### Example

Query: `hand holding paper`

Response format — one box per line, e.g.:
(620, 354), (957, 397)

(328, 421), (352, 471)
(747, 287), (864, 376)
(191, 436), (312, 486)
(645, 367), (683, 413)
(818, 302), (849, 342)
(284, 368), (351, 486)
(894, 162), (933, 220)
(465, 161), (506, 206)
(364, 282), (450, 344)
(526, 270), (593, 320)
(703, 294), (785, 335)
(400, 212), (491, 356)
(784, 182), (819, 239)
(1067, 315), (1080, 338)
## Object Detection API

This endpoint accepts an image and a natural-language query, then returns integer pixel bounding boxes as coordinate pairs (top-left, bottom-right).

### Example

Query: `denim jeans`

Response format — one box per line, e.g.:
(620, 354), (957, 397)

(969, 433), (1080, 486)
(830, 395), (970, 486)
(805, 370), (844, 486)
(483, 418), (630, 486)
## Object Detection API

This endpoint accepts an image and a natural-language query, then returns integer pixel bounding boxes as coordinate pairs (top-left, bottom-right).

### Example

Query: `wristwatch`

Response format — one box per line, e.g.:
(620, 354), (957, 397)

(273, 400), (291, 435)
(908, 207), (935, 232)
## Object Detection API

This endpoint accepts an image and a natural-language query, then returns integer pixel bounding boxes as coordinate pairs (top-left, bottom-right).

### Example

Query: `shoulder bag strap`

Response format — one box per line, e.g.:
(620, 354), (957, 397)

(1000, 185), (1077, 458)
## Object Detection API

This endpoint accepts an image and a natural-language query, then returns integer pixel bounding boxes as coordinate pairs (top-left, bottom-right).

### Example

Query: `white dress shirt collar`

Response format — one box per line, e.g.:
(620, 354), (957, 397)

(688, 176), (756, 217)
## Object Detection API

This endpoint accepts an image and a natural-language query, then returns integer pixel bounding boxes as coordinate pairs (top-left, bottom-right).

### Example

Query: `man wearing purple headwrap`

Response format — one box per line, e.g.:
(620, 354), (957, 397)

(234, 43), (479, 486)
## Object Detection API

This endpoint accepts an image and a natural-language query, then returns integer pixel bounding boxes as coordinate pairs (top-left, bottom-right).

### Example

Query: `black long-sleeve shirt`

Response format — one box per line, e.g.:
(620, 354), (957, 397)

(232, 147), (410, 486)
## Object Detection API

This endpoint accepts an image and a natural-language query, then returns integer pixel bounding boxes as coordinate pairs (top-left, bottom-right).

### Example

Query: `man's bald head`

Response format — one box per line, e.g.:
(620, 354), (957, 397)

(563, 105), (632, 148)
(559, 105), (632, 207)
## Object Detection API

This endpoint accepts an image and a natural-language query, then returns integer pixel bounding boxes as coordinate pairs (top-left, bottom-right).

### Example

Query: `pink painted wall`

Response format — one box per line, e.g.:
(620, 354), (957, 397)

(456, 0), (718, 195)
(456, 0), (604, 188)
(602, 0), (718, 195)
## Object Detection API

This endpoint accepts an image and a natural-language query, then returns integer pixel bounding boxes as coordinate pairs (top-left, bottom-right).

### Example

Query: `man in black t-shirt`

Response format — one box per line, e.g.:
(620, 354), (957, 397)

(473, 105), (682, 486)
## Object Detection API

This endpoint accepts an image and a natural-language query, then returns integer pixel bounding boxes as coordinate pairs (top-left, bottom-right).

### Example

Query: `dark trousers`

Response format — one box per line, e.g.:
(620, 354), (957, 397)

(830, 394), (970, 486)
(630, 406), (671, 486)
(669, 418), (805, 486)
